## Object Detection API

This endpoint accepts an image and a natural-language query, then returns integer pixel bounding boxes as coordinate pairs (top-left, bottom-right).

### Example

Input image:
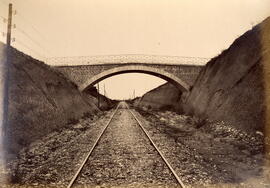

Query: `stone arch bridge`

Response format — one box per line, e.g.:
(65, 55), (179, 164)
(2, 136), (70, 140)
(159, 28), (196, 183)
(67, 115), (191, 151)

(48, 55), (208, 92)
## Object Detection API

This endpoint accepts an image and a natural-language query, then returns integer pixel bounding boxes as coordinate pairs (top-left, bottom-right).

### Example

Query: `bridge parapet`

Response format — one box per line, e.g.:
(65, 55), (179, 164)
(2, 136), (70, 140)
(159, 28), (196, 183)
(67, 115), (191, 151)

(47, 54), (209, 66)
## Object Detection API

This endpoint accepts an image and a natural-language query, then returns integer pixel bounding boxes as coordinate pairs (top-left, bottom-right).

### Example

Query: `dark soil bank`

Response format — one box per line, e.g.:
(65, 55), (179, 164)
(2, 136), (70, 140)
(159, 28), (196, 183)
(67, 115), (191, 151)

(0, 43), (101, 157)
(183, 18), (270, 133)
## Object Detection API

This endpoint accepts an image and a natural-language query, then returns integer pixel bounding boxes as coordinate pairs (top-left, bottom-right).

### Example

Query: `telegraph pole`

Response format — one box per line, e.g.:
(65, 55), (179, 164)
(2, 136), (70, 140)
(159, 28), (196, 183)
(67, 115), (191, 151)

(103, 84), (106, 98)
(2, 3), (13, 136)
(6, 4), (13, 46)
(97, 83), (100, 108)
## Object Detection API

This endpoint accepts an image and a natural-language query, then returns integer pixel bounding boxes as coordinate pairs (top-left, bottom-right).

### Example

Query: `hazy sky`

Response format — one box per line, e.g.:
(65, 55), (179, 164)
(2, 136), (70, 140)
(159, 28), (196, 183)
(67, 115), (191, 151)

(0, 0), (270, 99)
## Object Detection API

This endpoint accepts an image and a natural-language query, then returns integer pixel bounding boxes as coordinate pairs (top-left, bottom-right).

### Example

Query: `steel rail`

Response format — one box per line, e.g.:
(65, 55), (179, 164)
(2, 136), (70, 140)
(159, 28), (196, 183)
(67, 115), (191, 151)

(126, 104), (186, 188)
(67, 104), (120, 188)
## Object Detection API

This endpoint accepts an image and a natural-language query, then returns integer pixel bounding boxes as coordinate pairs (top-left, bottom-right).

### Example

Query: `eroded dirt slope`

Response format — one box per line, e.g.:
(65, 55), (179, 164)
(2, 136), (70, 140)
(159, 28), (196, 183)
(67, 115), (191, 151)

(183, 17), (270, 133)
(0, 43), (100, 157)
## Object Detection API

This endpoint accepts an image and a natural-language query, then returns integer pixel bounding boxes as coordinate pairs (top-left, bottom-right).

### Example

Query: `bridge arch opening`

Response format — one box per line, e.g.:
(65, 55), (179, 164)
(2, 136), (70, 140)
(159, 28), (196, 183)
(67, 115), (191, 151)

(79, 65), (190, 92)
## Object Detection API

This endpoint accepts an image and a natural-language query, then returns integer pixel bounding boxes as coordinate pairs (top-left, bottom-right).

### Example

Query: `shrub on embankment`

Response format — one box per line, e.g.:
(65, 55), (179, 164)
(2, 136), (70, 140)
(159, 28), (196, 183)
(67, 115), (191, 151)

(182, 17), (270, 133)
(0, 42), (100, 157)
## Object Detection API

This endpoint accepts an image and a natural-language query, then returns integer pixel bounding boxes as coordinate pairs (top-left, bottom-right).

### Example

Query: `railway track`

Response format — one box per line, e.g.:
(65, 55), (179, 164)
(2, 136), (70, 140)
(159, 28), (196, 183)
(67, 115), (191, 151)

(67, 102), (185, 188)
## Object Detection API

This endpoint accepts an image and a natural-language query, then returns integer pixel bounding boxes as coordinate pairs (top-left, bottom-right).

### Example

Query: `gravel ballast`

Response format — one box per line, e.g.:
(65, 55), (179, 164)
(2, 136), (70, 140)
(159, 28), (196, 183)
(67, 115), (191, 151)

(74, 103), (178, 187)
(133, 108), (269, 187)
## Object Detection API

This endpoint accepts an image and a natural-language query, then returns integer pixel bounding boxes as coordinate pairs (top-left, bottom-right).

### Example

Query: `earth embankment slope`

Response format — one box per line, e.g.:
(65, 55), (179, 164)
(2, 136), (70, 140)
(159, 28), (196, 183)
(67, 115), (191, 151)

(134, 18), (270, 134)
(183, 17), (270, 132)
(1, 43), (100, 156)
(133, 82), (182, 111)
(83, 86), (117, 110)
